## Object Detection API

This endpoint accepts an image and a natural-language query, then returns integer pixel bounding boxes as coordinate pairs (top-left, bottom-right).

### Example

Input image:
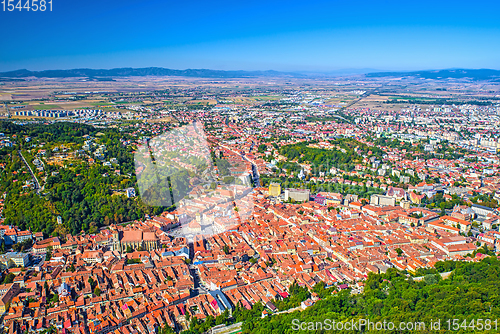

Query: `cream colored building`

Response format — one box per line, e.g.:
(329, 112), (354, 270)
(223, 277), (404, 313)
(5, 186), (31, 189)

(268, 183), (281, 197)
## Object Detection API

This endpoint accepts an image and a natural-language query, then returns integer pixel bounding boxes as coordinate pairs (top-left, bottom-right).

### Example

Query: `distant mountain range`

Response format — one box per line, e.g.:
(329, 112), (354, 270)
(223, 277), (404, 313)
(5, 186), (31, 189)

(0, 67), (302, 79)
(365, 69), (500, 81)
(1, 67), (499, 80)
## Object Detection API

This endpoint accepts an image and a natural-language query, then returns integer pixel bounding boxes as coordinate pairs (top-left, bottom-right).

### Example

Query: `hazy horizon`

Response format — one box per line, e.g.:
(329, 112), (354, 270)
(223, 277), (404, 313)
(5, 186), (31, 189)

(2, 67), (500, 77)
(1, 0), (499, 72)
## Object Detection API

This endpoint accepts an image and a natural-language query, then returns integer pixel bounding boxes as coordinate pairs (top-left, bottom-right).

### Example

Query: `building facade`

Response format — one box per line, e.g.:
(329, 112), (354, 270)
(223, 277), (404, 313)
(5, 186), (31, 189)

(268, 183), (281, 197)
(284, 188), (310, 203)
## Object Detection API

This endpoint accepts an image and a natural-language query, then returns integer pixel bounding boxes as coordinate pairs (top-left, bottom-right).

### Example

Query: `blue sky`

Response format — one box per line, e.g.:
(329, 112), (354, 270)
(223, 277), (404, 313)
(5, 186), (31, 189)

(1, 0), (499, 71)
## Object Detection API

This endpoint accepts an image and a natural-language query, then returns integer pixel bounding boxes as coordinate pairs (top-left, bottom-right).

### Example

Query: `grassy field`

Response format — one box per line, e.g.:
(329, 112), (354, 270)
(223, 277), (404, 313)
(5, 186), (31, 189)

(388, 96), (435, 101)
(90, 101), (115, 107)
(251, 95), (282, 101)
(0, 93), (13, 101)
(28, 104), (62, 110)
(186, 99), (218, 105)
(101, 107), (124, 113)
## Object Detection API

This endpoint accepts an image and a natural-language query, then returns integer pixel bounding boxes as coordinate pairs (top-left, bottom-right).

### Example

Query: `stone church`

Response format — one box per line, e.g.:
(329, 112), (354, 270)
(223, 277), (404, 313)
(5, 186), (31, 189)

(112, 229), (159, 253)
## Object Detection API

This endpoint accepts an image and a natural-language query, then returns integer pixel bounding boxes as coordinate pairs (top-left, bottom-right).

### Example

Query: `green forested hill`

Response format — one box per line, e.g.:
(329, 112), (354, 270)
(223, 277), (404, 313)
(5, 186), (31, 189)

(0, 121), (162, 236)
(3, 162), (161, 235)
(242, 257), (500, 334)
(279, 138), (384, 168)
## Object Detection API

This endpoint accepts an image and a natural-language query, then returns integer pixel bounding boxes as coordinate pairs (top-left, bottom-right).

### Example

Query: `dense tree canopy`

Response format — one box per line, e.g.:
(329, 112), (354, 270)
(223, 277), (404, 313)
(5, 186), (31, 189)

(242, 257), (500, 334)
(0, 122), (163, 236)
(279, 139), (384, 168)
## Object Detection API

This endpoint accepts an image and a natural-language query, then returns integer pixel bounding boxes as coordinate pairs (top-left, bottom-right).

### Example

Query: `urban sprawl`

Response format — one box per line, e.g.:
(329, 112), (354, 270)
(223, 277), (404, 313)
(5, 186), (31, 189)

(0, 76), (499, 333)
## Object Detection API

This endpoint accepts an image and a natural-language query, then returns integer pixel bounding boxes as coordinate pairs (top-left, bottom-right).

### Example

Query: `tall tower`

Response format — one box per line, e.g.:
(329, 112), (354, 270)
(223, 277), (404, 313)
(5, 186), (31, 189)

(112, 230), (121, 252)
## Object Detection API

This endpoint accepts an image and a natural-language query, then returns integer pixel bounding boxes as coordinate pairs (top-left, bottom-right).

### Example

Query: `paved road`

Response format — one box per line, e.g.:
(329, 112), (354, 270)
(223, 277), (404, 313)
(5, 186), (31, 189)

(336, 86), (385, 123)
(413, 271), (453, 282)
(18, 150), (41, 193)
(221, 143), (261, 187)
(274, 305), (303, 315)
(210, 322), (243, 334)
(223, 120), (261, 187)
